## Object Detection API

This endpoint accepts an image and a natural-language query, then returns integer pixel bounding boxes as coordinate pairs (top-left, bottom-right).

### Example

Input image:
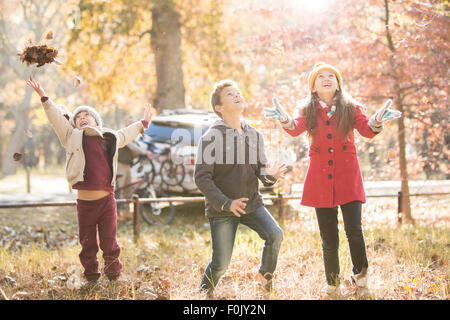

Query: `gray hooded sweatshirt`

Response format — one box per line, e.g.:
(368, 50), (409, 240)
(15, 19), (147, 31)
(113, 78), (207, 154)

(194, 119), (277, 218)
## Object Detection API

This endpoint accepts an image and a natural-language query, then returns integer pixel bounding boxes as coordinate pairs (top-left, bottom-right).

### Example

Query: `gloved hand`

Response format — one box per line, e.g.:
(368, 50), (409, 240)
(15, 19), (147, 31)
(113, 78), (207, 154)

(375, 99), (402, 122)
(263, 97), (294, 129)
(369, 99), (402, 132)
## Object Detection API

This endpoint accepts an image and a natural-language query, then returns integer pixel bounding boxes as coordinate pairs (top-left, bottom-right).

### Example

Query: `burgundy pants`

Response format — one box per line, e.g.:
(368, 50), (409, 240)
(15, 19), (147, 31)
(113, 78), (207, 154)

(76, 193), (122, 281)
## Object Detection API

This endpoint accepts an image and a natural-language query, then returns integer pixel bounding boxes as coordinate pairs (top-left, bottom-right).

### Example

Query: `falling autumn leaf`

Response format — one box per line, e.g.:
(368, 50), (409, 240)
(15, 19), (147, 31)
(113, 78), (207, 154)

(45, 30), (54, 40)
(74, 75), (82, 88)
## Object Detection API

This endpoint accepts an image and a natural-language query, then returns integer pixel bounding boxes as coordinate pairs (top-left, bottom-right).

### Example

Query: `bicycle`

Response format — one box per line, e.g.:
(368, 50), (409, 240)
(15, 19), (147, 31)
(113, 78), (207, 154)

(159, 137), (186, 187)
(115, 172), (175, 225)
(133, 136), (186, 188)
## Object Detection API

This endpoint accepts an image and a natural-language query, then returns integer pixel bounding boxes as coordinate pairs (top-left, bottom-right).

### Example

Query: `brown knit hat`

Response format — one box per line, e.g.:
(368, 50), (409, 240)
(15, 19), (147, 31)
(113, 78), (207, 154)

(307, 62), (343, 92)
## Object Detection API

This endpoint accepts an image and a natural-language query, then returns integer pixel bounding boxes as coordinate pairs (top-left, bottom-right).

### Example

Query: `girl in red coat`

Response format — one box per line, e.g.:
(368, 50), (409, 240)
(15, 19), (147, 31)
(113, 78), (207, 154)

(264, 62), (400, 297)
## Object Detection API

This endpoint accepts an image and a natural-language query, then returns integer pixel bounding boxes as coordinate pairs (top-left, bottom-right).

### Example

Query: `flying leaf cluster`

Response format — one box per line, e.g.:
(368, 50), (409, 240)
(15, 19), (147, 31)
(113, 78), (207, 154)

(17, 43), (59, 68)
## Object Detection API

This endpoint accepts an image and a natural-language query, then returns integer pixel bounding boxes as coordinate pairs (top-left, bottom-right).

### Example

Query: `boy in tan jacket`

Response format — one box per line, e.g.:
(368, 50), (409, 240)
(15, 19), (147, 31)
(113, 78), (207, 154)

(27, 79), (152, 283)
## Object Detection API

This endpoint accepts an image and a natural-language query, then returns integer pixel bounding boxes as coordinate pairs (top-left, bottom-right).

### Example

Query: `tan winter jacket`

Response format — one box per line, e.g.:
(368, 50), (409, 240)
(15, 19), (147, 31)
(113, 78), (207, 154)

(42, 98), (146, 187)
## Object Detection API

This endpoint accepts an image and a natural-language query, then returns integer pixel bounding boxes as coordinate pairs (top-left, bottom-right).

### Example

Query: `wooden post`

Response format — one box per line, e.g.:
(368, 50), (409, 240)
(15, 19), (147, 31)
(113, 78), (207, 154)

(133, 195), (140, 243)
(278, 192), (284, 221)
(25, 167), (31, 193)
(397, 191), (403, 224)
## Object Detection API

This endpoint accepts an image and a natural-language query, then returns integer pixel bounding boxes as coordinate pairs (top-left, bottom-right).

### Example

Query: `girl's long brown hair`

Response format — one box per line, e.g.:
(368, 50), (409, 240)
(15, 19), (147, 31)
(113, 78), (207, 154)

(299, 89), (358, 141)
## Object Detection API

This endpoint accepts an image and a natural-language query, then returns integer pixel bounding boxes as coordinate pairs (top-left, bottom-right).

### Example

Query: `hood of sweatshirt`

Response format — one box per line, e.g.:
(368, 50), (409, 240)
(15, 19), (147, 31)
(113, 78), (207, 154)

(208, 118), (253, 134)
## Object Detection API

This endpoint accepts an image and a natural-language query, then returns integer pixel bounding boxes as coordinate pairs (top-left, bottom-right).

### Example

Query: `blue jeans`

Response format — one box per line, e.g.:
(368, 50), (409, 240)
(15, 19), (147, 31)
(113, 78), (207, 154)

(200, 206), (283, 292)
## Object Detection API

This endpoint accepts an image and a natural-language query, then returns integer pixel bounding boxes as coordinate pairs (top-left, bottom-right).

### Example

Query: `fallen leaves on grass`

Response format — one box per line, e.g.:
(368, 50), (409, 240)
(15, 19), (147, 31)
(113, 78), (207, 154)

(0, 225), (77, 251)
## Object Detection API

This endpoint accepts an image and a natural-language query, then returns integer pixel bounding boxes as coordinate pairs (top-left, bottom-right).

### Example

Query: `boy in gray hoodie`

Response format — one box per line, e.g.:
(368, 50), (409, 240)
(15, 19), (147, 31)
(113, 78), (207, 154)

(194, 79), (287, 296)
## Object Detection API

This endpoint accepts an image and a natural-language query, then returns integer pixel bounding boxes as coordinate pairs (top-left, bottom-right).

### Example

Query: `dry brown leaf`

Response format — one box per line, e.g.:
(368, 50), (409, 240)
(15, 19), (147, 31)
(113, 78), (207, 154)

(74, 75), (82, 88)
(159, 277), (171, 288)
(45, 30), (54, 40)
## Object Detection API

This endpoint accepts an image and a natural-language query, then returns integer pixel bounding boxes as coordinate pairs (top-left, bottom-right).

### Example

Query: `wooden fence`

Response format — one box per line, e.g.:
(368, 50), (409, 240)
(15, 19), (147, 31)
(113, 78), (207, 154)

(0, 191), (448, 243)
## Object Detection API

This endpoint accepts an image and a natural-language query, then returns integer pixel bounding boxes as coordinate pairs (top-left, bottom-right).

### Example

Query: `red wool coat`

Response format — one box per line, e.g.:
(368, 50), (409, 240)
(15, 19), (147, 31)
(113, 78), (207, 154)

(284, 104), (379, 208)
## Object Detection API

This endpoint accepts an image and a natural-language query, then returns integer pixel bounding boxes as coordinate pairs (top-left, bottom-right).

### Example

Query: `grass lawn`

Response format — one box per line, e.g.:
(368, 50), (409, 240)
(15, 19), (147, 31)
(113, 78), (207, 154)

(0, 189), (448, 300)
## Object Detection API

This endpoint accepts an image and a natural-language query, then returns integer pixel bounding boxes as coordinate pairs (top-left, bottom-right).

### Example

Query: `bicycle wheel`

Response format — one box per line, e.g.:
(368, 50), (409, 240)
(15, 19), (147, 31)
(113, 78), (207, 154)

(132, 156), (156, 187)
(160, 159), (185, 186)
(139, 187), (175, 225)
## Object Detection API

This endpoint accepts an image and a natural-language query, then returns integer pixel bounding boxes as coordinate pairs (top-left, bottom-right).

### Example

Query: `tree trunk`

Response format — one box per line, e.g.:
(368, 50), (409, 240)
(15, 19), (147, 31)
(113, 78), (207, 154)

(394, 89), (414, 224)
(384, 0), (414, 224)
(0, 123), (3, 171)
(150, 0), (185, 111)
(1, 86), (32, 177)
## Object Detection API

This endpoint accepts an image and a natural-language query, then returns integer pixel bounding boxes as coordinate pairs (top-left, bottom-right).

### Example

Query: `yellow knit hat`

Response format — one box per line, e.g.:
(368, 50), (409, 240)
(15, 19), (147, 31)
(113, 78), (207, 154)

(308, 62), (343, 92)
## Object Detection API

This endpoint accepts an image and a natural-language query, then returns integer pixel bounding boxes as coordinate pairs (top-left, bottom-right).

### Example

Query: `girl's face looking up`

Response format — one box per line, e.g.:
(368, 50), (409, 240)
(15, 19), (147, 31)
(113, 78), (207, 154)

(313, 70), (339, 96)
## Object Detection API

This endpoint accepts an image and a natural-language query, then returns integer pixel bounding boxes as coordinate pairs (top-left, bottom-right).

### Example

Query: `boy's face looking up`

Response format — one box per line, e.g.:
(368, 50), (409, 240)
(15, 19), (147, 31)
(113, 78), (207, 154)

(75, 111), (98, 129)
(214, 85), (245, 117)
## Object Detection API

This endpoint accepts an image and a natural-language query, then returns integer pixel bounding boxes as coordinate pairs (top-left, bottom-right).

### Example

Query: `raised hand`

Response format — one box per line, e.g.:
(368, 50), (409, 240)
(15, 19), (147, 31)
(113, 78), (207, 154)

(375, 99), (402, 122)
(265, 160), (288, 180)
(26, 78), (46, 98)
(229, 198), (249, 217)
(369, 99), (402, 132)
(143, 103), (153, 123)
(263, 97), (290, 123)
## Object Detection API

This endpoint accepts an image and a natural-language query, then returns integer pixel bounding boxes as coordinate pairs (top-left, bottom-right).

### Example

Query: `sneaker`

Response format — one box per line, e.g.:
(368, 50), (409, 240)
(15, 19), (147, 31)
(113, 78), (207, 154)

(350, 268), (368, 288)
(256, 272), (273, 292)
(350, 268), (371, 298)
(198, 286), (214, 299)
(323, 284), (341, 298)
(82, 280), (101, 291)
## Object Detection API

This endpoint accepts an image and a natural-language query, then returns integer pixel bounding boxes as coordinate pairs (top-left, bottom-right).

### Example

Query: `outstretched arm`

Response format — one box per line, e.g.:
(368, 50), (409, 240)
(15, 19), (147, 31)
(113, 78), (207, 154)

(116, 103), (153, 148)
(263, 97), (295, 130)
(26, 79), (46, 98)
(26, 79), (73, 147)
(263, 96), (308, 137)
